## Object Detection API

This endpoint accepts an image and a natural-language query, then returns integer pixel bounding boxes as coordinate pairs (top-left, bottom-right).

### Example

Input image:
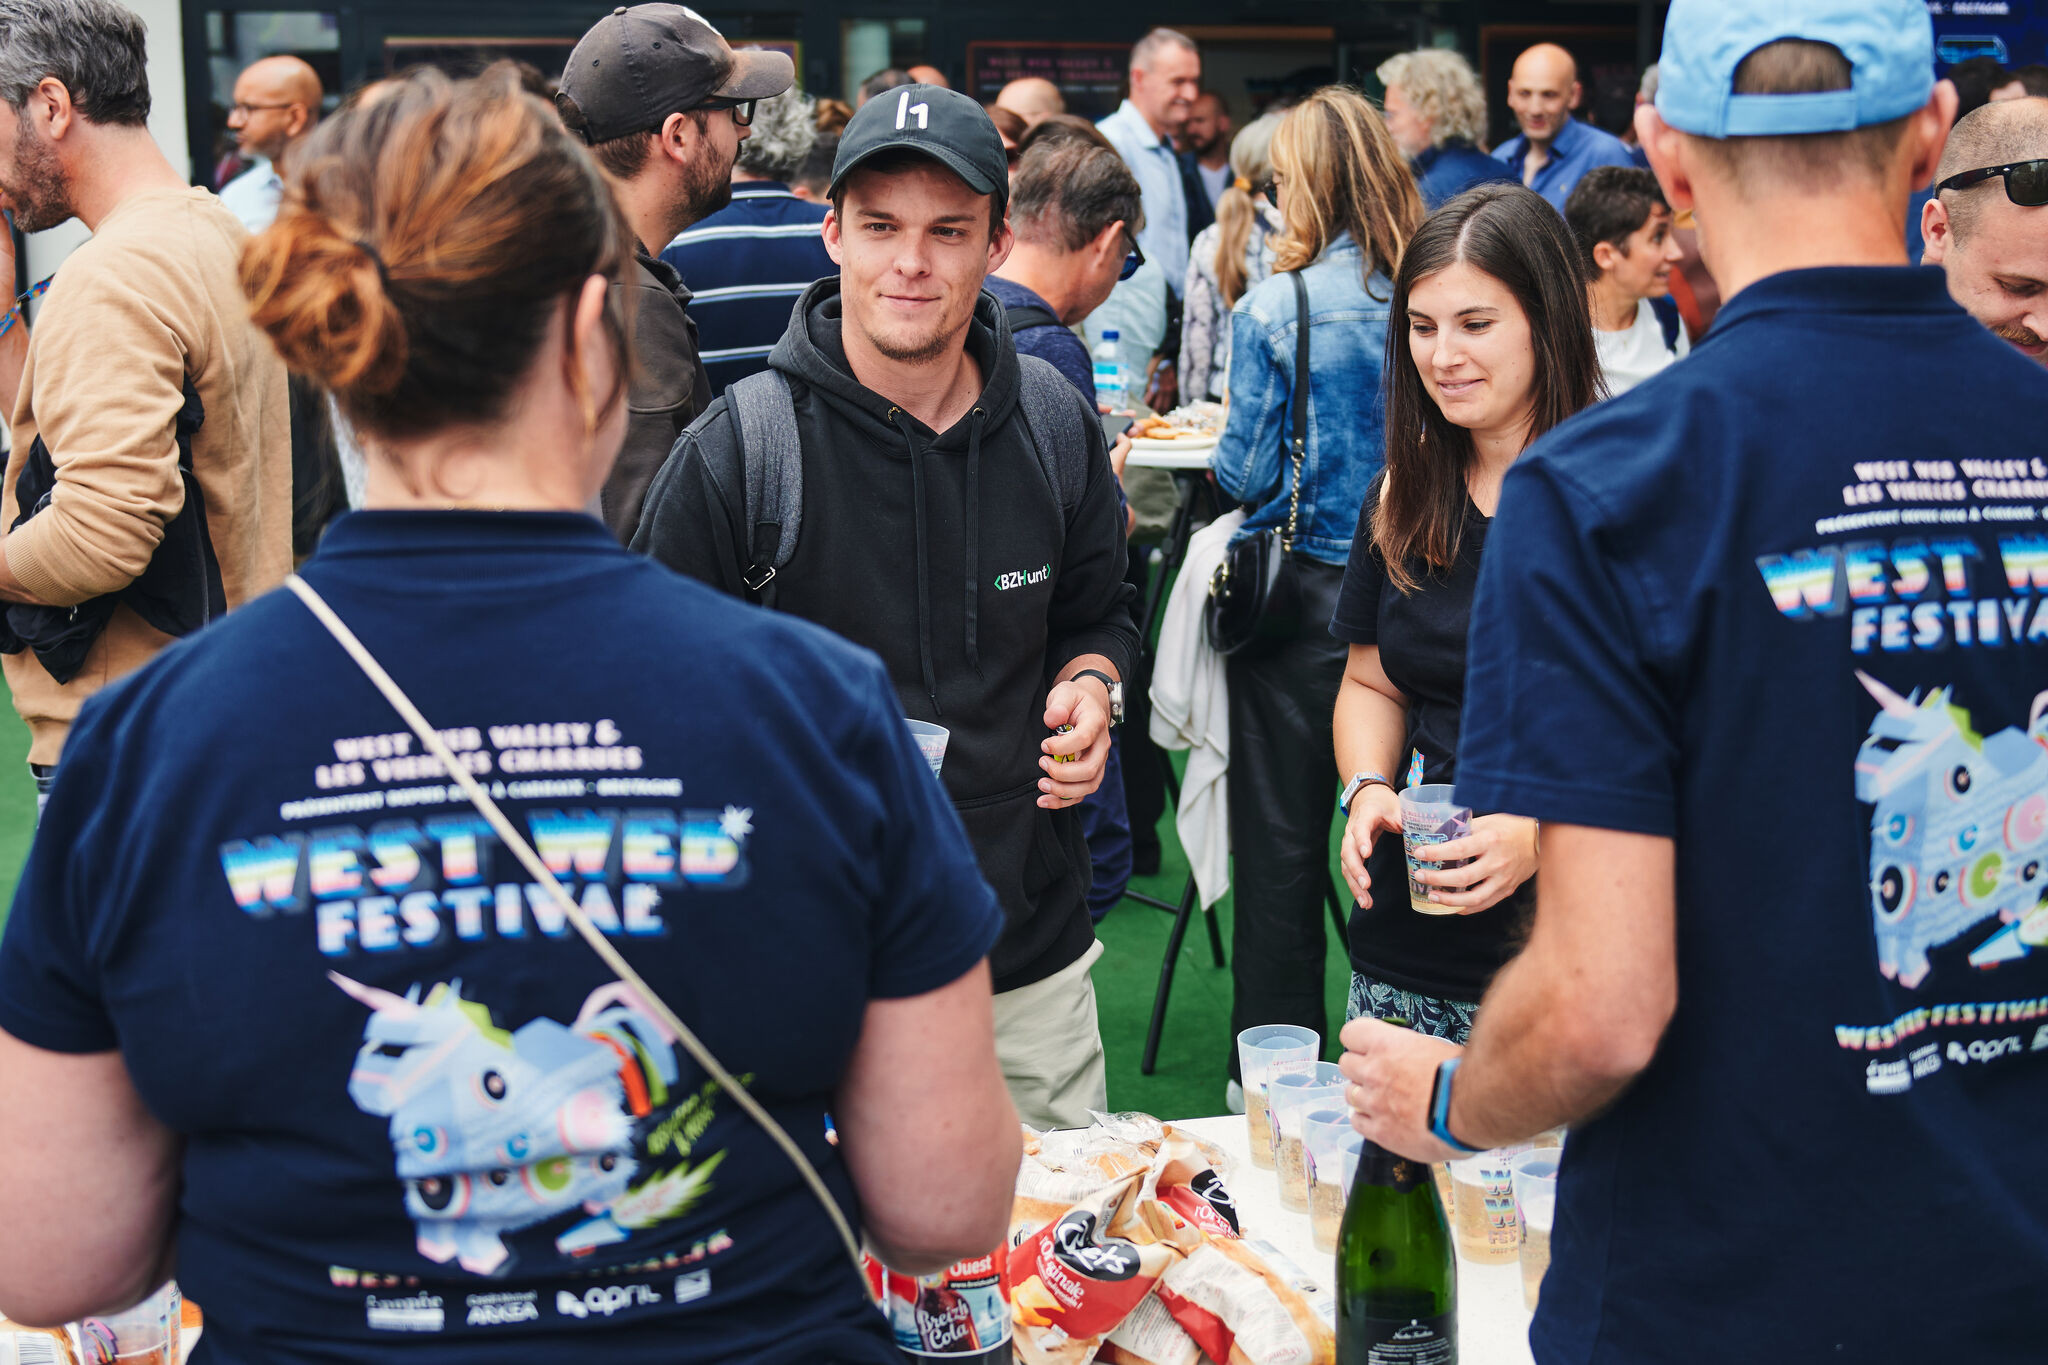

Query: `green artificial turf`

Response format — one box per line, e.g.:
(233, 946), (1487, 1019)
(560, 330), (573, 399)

(0, 704), (34, 933)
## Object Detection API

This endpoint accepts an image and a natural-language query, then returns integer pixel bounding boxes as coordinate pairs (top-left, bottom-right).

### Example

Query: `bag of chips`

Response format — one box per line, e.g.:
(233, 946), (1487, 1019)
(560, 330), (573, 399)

(1099, 1292), (1204, 1365)
(1008, 1173), (1179, 1365)
(1138, 1133), (1243, 1251)
(1154, 1239), (1334, 1365)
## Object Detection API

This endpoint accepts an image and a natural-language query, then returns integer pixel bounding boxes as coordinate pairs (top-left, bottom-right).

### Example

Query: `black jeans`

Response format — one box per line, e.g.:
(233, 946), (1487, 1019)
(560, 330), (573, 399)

(1225, 559), (1347, 1079)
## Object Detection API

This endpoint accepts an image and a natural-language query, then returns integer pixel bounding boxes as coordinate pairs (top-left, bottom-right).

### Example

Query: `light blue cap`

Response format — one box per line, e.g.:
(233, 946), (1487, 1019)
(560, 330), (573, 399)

(1655, 0), (1934, 139)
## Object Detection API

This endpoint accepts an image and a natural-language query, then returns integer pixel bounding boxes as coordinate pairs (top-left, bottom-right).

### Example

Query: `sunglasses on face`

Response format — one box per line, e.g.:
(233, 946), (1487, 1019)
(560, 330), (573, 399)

(1120, 236), (1145, 282)
(692, 96), (756, 127)
(1936, 158), (2048, 208)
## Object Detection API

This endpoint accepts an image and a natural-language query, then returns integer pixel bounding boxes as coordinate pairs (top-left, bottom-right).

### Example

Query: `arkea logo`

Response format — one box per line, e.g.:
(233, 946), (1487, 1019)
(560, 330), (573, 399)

(995, 563), (1051, 592)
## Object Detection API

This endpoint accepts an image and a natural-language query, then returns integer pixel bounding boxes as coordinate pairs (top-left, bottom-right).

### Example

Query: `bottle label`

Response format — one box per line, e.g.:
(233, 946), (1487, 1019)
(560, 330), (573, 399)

(1355, 1313), (1455, 1364)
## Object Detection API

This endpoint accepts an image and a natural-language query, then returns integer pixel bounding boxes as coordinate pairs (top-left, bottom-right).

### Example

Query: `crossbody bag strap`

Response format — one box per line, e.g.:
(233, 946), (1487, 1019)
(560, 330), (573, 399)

(281, 573), (866, 1279)
(1283, 269), (1311, 550)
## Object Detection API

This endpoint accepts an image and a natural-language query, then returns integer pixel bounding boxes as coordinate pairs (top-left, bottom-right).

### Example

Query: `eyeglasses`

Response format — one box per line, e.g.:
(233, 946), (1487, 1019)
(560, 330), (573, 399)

(692, 96), (756, 127)
(1935, 158), (2048, 208)
(228, 101), (295, 117)
(1119, 236), (1145, 282)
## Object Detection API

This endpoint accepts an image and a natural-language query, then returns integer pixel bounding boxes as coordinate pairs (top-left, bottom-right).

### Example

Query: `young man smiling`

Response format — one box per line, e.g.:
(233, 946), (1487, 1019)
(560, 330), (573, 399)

(635, 86), (1137, 1130)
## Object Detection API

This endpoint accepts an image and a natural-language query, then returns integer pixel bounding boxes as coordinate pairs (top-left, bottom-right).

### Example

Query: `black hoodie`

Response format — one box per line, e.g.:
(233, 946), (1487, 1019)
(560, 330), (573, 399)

(634, 280), (1138, 993)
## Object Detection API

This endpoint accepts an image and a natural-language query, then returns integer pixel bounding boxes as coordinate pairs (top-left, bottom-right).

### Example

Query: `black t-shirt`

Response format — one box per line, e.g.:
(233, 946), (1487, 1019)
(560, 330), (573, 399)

(1329, 480), (1533, 999)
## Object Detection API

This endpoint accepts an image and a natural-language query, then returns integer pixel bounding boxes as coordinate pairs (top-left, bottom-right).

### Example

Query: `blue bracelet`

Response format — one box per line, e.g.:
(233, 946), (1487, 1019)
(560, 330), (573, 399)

(1427, 1057), (1483, 1154)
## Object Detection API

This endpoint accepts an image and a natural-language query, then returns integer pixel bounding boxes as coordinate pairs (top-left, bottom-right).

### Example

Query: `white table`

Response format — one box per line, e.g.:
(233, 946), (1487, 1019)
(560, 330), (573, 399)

(1171, 1114), (1536, 1365)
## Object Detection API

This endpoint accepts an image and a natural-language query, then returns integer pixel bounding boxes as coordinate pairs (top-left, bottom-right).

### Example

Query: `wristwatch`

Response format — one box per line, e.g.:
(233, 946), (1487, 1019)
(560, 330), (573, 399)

(1339, 770), (1393, 815)
(1427, 1057), (1483, 1155)
(1073, 669), (1123, 727)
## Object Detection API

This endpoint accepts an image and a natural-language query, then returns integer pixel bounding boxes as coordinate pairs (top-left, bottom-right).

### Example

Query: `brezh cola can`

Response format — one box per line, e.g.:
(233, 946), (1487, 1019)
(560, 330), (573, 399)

(865, 1249), (1012, 1362)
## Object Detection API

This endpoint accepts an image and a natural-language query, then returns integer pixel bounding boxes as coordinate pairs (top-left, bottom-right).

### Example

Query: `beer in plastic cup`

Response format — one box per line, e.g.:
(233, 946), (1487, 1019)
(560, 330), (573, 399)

(1302, 1108), (1359, 1253)
(1235, 1024), (1318, 1169)
(905, 720), (950, 777)
(1266, 1061), (1343, 1212)
(1512, 1149), (1560, 1311)
(1448, 1144), (1532, 1265)
(1399, 783), (1471, 915)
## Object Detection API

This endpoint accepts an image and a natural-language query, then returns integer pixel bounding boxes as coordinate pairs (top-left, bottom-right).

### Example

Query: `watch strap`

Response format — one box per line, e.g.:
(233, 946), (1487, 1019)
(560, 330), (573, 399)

(1073, 669), (1122, 725)
(1428, 1057), (1483, 1155)
(1339, 770), (1393, 814)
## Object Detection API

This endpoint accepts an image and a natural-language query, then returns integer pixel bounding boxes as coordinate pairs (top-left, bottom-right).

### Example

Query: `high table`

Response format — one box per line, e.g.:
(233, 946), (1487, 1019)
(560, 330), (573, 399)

(1170, 1113), (1537, 1364)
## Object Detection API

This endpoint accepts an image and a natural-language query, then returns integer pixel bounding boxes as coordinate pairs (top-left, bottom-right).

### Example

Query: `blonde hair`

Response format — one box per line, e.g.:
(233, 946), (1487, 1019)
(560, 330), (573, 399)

(1212, 112), (1282, 308)
(1375, 49), (1487, 148)
(1269, 86), (1423, 283)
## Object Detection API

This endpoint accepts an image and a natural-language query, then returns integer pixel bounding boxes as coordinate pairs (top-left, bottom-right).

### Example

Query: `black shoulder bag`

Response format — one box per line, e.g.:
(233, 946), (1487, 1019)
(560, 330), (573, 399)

(1205, 270), (1310, 659)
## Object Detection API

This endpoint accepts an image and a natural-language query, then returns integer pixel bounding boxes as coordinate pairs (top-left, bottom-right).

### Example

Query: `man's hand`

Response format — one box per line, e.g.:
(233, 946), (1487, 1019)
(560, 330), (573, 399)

(1039, 678), (1112, 809)
(1338, 1016), (1464, 1163)
(1339, 783), (1401, 907)
(1109, 426), (1133, 484)
(1411, 814), (1539, 914)
(1144, 358), (1178, 413)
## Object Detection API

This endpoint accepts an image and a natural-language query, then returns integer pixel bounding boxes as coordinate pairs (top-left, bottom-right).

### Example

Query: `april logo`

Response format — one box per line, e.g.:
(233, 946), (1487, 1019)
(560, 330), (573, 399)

(895, 89), (928, 130)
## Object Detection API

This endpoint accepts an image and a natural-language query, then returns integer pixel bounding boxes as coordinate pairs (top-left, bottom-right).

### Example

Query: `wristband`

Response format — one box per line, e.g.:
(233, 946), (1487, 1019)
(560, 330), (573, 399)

(1427, 1057), (1482, 1154)
(1339, 770), (1393, 815)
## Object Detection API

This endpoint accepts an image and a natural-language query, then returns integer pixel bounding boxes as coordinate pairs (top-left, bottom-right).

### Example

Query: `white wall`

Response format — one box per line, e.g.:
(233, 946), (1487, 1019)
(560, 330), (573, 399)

(22, 0), (189, 291)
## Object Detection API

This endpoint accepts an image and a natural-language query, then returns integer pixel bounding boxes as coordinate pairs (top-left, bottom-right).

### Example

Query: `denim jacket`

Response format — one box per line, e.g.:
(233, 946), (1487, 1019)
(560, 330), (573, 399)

(1211, 232), (1392, 567)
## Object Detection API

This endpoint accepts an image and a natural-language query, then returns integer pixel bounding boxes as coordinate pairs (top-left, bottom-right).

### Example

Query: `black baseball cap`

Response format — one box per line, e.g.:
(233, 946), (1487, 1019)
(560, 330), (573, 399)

(557, 5), (793, 144)
(829, 83), (1009, 209)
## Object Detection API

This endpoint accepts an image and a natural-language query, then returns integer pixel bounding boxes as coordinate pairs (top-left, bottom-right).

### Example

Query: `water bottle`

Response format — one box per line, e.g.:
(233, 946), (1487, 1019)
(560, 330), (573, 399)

(1092, 329), (1125, 412)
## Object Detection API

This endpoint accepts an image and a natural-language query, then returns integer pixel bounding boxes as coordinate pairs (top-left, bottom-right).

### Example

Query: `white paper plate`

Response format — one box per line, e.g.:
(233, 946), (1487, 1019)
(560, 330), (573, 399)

(1129, 434), (1218, 452)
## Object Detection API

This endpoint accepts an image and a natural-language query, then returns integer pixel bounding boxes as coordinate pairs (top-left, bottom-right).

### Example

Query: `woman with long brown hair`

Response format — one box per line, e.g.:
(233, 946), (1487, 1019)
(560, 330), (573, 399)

(1210, 86), (1423, 1103)
(1329, 183), (1601, 1040)
(0, 66), (1019, 1361)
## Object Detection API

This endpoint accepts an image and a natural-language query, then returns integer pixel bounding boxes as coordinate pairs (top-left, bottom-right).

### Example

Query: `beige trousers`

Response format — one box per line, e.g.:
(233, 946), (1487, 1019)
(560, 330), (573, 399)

(991, 939), (1109, 1129)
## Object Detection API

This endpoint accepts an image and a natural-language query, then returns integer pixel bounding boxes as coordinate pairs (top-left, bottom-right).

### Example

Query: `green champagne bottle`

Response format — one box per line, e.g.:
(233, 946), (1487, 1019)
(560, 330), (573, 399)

(1336, 1022), (1455, 1363)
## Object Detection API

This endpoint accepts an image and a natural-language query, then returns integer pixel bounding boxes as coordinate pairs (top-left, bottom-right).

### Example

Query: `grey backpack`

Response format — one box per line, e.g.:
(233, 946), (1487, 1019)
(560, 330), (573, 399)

(725, 358), (1095, 608)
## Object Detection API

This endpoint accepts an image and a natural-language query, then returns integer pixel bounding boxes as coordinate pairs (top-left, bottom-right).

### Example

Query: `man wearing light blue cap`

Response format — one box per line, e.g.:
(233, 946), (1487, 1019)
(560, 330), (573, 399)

(1339, 3), (2048, 1361)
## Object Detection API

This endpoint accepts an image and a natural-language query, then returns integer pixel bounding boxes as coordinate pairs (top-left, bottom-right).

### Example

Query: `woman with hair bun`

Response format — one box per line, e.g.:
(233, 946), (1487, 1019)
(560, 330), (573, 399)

(1178, 111), (1285, 403)
(0, 64), (1019, 1363)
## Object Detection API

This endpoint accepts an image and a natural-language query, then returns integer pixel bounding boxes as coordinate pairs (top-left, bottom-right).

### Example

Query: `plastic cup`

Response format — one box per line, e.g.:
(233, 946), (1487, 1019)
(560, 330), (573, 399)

(1512, 1149), (1560, 1311)
(905, 719), (950, 777)
(1448, 1144), (1532, 1265)
(1266, 1061), (1343, 1212)
(1302, 1108), (1357, 1252)
(77, 1283), (181, 1365)
(1399, 783), (1471, 915)
(1235, 1025), (1319, 1169)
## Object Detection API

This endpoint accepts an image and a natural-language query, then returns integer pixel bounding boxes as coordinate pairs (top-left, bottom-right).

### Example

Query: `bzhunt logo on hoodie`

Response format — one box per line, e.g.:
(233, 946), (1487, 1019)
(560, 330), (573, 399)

(994, 564), (1051, 592)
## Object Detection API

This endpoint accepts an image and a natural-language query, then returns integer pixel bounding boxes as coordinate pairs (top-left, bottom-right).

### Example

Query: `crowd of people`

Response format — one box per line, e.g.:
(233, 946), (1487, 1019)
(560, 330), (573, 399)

(0, 0), (2043, 1360)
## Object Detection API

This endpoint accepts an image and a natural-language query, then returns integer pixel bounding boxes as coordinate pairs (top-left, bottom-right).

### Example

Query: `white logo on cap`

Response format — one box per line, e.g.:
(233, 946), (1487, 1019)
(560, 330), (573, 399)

(895, 88), (929, 131)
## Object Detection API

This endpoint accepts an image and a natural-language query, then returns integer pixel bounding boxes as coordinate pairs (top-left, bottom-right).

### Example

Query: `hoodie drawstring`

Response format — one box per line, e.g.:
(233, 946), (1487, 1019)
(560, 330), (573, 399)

(963, 406), (986, 677)
(892, 406), (942, 716)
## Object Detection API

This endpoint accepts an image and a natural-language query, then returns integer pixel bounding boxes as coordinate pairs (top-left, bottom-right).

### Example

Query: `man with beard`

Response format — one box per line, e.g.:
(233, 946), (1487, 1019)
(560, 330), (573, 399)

(0, 0), (289, 808)
(556, 5), (793, 539)
(1178, 90), (1230, 216)
(634, 88), (1138, 1129)
(1922, 97), (2048, 365)
(217, 55), (321, 232)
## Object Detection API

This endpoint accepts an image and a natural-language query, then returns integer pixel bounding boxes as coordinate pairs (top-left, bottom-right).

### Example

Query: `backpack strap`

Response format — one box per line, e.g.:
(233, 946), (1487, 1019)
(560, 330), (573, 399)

(725, 369), (802, 608)
(1004, 303), (1062, 336)
(1650, 294), (1682, 354)
(1013, 355), (1092, 515)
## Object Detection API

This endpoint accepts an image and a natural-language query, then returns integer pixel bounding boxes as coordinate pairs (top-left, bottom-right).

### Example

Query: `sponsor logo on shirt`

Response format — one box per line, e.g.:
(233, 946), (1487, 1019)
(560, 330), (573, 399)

(556, 1284), (663, 1319)
(364, 1292), (445, 1332)
(674, 1270), (712, 1304)
(465, 1291), (539, 1326)
(994, 563), (1051, 592)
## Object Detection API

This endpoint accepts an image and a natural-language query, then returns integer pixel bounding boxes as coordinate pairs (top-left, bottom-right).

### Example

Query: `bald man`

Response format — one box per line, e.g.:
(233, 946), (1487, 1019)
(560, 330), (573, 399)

(906, 63), (949, 89)
(220, 55), (322, 232)
(1923, 98), (2048, 364)
(997, 76), (1065, 126)
(1493, 41), (1634, 212)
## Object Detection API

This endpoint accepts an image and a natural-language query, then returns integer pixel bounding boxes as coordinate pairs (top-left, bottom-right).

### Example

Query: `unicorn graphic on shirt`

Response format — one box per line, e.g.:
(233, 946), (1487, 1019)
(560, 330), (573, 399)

(332, 973), (720, 1276)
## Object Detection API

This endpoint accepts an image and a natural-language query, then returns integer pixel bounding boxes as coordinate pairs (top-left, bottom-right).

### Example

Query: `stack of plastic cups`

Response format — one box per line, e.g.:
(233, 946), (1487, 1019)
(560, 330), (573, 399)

(1266, 1062), (1344, 1212)
(1235, 1025), (1319, 1170)
(1447, 1144), (1535, 1266)
(1301, 1108), (1361, 1252)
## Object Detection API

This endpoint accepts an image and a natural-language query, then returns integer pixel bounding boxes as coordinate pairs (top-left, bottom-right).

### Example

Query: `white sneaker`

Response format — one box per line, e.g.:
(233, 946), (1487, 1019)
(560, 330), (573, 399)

(1225, 1079), (1245, 1115)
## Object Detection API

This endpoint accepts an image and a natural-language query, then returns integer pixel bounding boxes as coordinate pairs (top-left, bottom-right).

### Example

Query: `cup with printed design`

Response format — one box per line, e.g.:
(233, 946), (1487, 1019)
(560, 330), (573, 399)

(1265, 1060), (1344, 1212)
(1511, 1148), (1560, 1311)
(1235, 1024), (1319, 1170)
(1399, 784), (1472, 914)
(76, 1283), (182, 1365)
(1302, 1108), (1359, 1252)
(1448, 1143), (1534, 1265)
(904, 719), (950, 777)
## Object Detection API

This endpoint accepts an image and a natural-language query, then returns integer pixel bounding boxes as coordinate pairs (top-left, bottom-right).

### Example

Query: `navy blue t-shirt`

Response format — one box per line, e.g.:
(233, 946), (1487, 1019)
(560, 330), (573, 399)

(0, 512), (1001, 1364)
(1459, 267), (2048, 1363)
(984, 276), (1094, 400)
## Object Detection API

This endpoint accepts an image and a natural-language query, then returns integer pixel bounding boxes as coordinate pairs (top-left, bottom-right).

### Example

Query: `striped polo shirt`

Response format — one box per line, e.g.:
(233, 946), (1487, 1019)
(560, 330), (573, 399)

(660, 182), (836, 398)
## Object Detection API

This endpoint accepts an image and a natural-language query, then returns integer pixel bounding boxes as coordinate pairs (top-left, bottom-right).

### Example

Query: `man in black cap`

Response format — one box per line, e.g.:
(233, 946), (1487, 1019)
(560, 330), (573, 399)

(556, 4), (792, 540)
(633, 86), (1138, 1130)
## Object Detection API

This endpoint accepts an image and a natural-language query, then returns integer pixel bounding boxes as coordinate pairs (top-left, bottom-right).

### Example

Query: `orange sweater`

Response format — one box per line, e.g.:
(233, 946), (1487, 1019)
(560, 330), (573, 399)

(1, 187), (290, 764)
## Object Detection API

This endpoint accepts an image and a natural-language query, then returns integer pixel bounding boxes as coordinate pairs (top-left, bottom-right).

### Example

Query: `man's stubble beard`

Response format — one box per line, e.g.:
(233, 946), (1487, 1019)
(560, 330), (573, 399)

(677, 144), (734, 229)
(5, 121), (73, 233)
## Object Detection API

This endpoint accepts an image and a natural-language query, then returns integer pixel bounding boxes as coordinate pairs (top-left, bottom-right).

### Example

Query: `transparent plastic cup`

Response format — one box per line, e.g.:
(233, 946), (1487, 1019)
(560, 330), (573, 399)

(1399, 783), (1471, 915)
(1512, 1149), (1560, 1311)
(1448, 1144), (1533, 1265)
(904, 719), (950, 777)
(1302, 1108), (1358, 1252)
(1235, 1024), (1319, 1169)
(77, 1282), (181, 1365)
(1266, 1061), (1343, 1212)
